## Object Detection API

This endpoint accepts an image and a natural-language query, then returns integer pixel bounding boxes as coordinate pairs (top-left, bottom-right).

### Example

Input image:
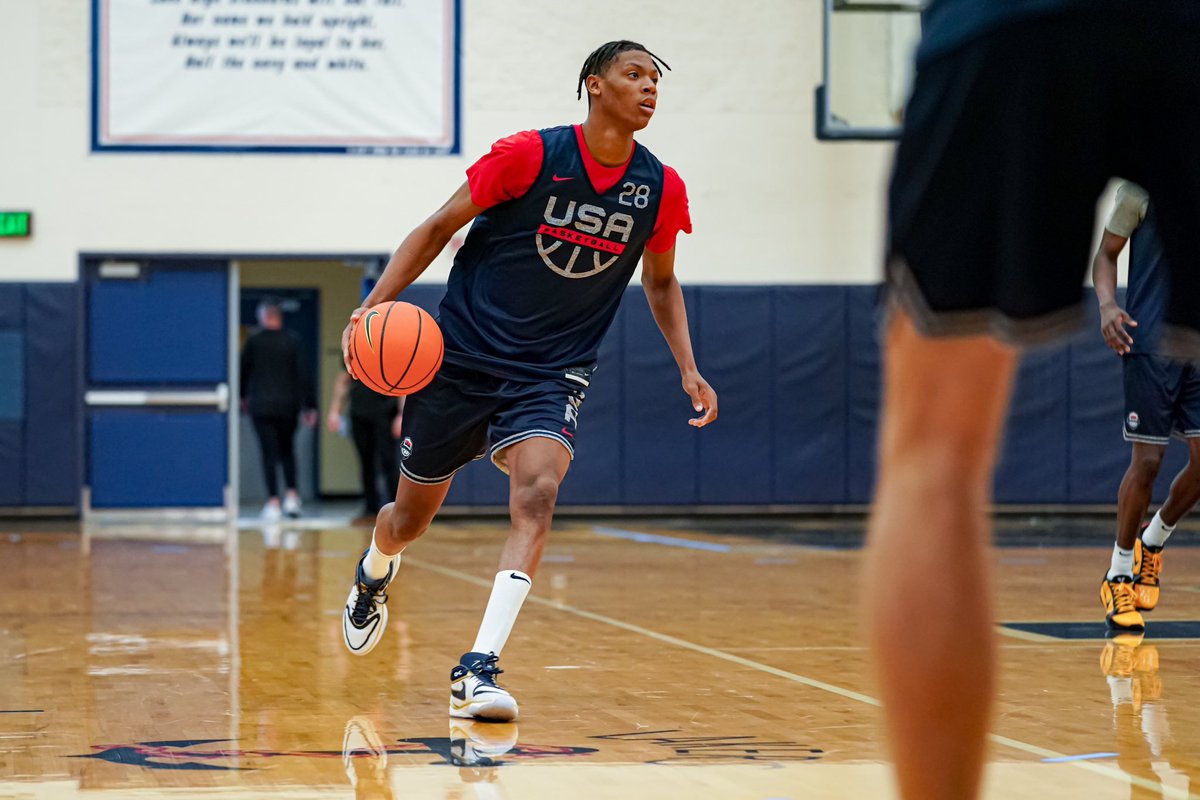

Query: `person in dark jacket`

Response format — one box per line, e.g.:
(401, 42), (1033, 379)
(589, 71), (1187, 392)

(241, 297), (317, 519)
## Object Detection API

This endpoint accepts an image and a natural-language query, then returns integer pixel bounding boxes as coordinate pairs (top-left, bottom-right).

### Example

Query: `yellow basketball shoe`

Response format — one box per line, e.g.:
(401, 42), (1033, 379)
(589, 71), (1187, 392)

(1101, 575), (1145, 631)
(1134, 645), (1162, 703)
(1133, 536), (1163, 611)
(1100, 631), (1144, 678)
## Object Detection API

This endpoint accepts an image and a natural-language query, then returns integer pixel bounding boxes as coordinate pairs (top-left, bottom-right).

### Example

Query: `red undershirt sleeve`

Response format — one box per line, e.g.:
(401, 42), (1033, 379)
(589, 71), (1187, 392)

(646, 165), (693, 253)
(465, 130), (544, 208)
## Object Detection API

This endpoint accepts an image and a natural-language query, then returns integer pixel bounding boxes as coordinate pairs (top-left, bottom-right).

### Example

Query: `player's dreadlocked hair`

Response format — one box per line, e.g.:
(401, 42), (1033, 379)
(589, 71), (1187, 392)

(576, 40), (671, 103)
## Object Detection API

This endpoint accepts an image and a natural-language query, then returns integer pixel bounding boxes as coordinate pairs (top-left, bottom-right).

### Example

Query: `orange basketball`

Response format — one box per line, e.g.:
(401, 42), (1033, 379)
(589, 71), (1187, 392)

(350, 301), (443, 396)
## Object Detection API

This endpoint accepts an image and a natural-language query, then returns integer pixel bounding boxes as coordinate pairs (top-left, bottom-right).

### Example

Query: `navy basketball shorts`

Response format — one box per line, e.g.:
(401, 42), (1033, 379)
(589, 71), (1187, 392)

(396, 362), (589, 485)
(1122, 354), (1200, 445)
(886, 4), (1200, 356)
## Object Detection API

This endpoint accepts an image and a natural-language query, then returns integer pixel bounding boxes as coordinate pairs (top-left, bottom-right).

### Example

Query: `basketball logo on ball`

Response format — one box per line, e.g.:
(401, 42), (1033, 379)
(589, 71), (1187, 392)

(350, 301), (443, 396)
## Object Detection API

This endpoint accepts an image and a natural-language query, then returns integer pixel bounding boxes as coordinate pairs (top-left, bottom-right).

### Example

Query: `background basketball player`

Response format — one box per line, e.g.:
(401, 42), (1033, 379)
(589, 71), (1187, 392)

(869, 2), (1200, 798)
(339, 40), (717, 722)
(1094, 181), (1199, 632)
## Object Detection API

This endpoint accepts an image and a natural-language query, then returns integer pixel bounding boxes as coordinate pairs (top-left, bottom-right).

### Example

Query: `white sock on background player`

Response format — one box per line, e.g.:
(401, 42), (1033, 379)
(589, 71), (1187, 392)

(471, 570), (532, 655)
(1143, 511), (1174, 549)
(363, 529), (401, 582)
(1108, 544), (1135, 580)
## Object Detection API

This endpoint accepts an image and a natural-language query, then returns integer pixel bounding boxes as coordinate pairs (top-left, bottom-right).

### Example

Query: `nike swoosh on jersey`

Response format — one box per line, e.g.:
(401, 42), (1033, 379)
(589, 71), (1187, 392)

(552, 174), (574, 182)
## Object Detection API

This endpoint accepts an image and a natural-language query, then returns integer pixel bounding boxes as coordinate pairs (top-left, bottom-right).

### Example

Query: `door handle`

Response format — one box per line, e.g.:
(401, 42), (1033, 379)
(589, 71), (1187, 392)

(86, 383), (230, 412)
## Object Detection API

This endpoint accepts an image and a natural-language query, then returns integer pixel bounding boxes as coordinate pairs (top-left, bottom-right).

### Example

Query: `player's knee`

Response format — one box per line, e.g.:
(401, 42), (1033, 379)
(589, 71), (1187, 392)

(512, 474), (560, 520)
(1129, 451), (1165, 483)
(378, 502), (431, 544)
(885, 434), (995, 493)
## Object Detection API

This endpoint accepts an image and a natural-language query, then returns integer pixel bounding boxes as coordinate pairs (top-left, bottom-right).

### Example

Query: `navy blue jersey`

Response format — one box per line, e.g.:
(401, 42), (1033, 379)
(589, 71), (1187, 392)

(1127, 203), (1170, 355)
(438, 125), (664, 380)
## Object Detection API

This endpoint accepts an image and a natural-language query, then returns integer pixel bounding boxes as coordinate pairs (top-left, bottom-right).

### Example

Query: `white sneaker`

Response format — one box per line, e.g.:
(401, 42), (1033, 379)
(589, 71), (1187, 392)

(450, 652), (519, 721)
(342, 716), (388, 791)
(261, 500), (282, 521)
(342, 551), (395, 656)
(283, 493), (302, 518)
(449, 718), (519, 767)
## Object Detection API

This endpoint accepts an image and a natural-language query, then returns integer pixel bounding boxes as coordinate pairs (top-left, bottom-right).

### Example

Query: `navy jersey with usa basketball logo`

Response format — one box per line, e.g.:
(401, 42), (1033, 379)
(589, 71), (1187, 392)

(438, 125), (666, 379)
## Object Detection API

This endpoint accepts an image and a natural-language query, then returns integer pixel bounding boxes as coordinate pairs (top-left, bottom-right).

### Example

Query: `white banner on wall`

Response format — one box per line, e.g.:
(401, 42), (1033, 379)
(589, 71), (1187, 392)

(93, 0), (459, 154)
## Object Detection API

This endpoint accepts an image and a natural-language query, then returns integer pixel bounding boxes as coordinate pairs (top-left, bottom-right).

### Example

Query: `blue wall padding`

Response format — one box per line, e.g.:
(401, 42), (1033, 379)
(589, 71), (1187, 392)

(696, 288), (774, 504)
(771, 286), (848, 503)
(23, 286), (82, 506)
(993, 344), (1072, 503)
(0, 423), (20, 504)
(89, 409), (227, 507)
(846, 287), (883, 503)
(0, 331), (24, 421)
(621, 288), (701, 505)
(0, 285), (81, 509)
(0, 286), (22, 328)
(8, 278), (1197, 511)
(89, 263), (227, 385)
(1067, 313), (1125, 502)
(390, 282), (1183, 507)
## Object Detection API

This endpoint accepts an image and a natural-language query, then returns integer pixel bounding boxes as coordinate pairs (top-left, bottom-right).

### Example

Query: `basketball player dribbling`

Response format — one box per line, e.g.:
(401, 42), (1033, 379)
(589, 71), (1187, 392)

(339, 41), (717, 722)
(869, 1), (1200, 798)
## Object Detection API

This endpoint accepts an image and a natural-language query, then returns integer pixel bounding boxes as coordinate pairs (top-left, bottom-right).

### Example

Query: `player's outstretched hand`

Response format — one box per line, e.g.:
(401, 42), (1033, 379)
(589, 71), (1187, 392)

(1099, 301), (1137, 355)
(684, 372), (718, 428)
(341, 307), (369, 379)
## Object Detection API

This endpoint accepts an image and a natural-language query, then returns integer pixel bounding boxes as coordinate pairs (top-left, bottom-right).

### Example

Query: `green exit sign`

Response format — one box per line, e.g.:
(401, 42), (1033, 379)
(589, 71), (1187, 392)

(0, 212), (32, 238)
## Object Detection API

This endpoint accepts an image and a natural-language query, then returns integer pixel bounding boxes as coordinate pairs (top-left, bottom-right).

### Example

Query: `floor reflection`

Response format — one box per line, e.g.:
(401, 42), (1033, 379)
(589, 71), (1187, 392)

(1101, 634), (1194, 798)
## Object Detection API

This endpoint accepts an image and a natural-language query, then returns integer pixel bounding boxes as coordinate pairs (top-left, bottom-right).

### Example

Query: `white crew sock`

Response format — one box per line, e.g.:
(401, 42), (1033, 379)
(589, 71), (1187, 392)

(1143, 510), (1175, 549)
(1107, 544), (1135, 580)
(362, 529), (401, 581)
(1142, 704), (1171, 758)
(1108, 676), (1134, 706)
(471, 570), (532, 656)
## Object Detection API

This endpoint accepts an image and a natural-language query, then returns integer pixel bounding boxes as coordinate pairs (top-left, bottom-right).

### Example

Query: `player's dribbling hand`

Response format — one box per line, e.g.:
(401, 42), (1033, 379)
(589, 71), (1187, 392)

(684, 372), (718, 428)
(1099, 302), (1137, 355)
(341, 307), (369, 379)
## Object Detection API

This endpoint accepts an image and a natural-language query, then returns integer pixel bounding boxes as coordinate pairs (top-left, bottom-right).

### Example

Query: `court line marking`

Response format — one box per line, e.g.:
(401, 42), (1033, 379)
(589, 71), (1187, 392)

(995, 626), (1059, 643)
(407, 556), (1196, 799)
(591, 526), (732, 553)
(1042, 752), (1118, 763)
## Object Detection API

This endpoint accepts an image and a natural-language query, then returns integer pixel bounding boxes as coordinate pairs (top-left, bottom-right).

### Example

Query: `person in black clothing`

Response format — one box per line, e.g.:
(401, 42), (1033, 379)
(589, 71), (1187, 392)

(871, 2), (1200, 798)
(326, 368), (404, 523)
(240, 297), (318, 519)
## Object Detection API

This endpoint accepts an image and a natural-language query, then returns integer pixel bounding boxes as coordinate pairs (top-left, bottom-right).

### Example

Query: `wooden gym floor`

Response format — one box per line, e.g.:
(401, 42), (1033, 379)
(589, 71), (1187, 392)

(1, 516), (1199, 799)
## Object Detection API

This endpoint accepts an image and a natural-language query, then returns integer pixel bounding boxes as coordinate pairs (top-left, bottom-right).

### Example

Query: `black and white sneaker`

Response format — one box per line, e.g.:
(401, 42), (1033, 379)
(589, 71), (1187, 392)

(449, 651), (519, 721)
(341, 716), (388, 791)
(449, 718), (519, 768)
(342, 551), (394, 656)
